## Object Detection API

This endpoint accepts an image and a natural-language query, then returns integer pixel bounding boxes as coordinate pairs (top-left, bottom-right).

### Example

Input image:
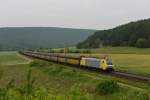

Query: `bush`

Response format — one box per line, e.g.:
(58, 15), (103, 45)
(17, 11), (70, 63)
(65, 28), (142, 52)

(137, 92), (149, 100)
(136, 38), (148, 48)
(95, 80), (119, 95)
(82, 50), (91, 54)
(0, 70), (92, 100)
(70, 84), (92, 100)
(69, 50), (81, 53)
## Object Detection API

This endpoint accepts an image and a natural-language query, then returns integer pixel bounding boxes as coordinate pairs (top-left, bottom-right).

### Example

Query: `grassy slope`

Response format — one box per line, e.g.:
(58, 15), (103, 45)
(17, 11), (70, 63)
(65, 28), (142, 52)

(0, 51), (149, 100)
(0, 62), (149, 100)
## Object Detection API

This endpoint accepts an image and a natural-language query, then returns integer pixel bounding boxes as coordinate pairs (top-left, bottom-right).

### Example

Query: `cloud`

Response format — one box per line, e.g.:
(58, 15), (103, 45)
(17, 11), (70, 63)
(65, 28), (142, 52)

(0, 0), (150, 29)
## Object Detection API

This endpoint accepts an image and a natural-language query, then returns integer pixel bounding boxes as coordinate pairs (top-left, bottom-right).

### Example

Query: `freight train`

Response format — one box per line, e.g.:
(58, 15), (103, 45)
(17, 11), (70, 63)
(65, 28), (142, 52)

(19, 50), (114, 71)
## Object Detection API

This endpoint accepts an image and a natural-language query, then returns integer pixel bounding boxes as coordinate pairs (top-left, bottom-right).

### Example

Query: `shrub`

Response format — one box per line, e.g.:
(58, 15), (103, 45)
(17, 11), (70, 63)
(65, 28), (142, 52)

(136, 38), (148, 48)
(70, 84), (92, 100)
(0, 70), (92, 100)
(95, 80), (119, 95)
(137, 92), (149, 100)
(69, 50), (81, 53)
(82, 50), (91, 54)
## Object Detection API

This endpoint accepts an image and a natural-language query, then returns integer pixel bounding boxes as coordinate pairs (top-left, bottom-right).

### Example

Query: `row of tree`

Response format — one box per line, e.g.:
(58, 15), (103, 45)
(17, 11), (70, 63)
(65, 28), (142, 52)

(77, 19), (150, 48)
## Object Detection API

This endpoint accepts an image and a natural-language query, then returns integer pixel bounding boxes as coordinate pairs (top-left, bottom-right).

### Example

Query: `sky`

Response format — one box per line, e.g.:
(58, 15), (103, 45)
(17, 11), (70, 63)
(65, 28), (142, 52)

(0, 0), (150, 30)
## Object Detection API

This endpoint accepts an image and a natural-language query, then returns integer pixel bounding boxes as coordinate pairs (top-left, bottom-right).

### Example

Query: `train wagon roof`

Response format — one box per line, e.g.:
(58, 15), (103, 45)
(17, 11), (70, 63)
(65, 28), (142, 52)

(25, 51), (81, 59)
(82, 57), (99, 61)
(57, 54), (81, 59)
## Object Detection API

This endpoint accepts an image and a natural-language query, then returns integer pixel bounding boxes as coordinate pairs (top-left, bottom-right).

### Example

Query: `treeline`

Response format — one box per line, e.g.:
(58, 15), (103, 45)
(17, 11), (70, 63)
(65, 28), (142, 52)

(77, 19), (150, 48)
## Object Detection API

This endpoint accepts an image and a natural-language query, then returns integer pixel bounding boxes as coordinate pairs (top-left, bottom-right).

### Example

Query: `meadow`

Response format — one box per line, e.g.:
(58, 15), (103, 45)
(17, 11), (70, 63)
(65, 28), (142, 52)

(0, 51), (30, 65)
(68, 47), (150, 76)
(93, 47), (150, 76)
(0, 51), (149, 100)
(90, 53), (150, 76)
(90, 47), (150, 54)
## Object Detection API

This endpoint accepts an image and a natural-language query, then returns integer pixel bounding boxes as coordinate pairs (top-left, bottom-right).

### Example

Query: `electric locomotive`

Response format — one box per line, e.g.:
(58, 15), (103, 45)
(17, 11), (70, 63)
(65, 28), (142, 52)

(19, 50), (114, 71)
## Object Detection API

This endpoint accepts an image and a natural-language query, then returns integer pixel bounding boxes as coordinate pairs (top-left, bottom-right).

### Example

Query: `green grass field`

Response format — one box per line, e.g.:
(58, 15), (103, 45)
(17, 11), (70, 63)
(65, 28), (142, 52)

(90, 47), (150, 54)
(91, 53), (150, 76)
(92, 47), (150, 76)
(107, 54), (150, 76)
(0, 51), (30, 65)
(69, 47), (150, 76)
(0, 61), (149, 100)
(67, 53), (150, 76)
(0, 51), (149, 100)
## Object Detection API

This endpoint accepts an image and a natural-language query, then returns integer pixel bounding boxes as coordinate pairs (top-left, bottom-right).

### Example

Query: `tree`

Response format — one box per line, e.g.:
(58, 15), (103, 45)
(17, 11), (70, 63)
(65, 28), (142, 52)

(136, 38), (147, 48)
(128, 34), (137, 46)
(77, 19), (150, 48)
(92, 38), (102, 48)
(147, 35), (150, 47)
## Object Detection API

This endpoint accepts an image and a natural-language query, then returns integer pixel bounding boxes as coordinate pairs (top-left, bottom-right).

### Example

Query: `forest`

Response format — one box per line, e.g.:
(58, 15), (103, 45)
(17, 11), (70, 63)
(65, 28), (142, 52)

(77, 19), (150, 48)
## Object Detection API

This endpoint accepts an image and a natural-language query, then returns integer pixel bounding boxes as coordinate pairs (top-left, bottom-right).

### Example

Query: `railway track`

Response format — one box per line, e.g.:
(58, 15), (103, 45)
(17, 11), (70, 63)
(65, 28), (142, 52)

(19, 51), (150, 82)
(111, 71), (150, 82)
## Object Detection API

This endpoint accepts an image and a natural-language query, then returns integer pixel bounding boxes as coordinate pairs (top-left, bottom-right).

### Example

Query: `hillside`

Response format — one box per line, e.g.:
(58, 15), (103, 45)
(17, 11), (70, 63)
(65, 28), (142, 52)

(77, 19), (150, 48)
(0, 27), (95, 50)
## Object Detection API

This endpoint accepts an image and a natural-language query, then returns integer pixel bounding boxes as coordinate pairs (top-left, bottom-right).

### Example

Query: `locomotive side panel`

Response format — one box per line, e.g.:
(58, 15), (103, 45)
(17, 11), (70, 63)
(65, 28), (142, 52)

(80, 58), (100, 68)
